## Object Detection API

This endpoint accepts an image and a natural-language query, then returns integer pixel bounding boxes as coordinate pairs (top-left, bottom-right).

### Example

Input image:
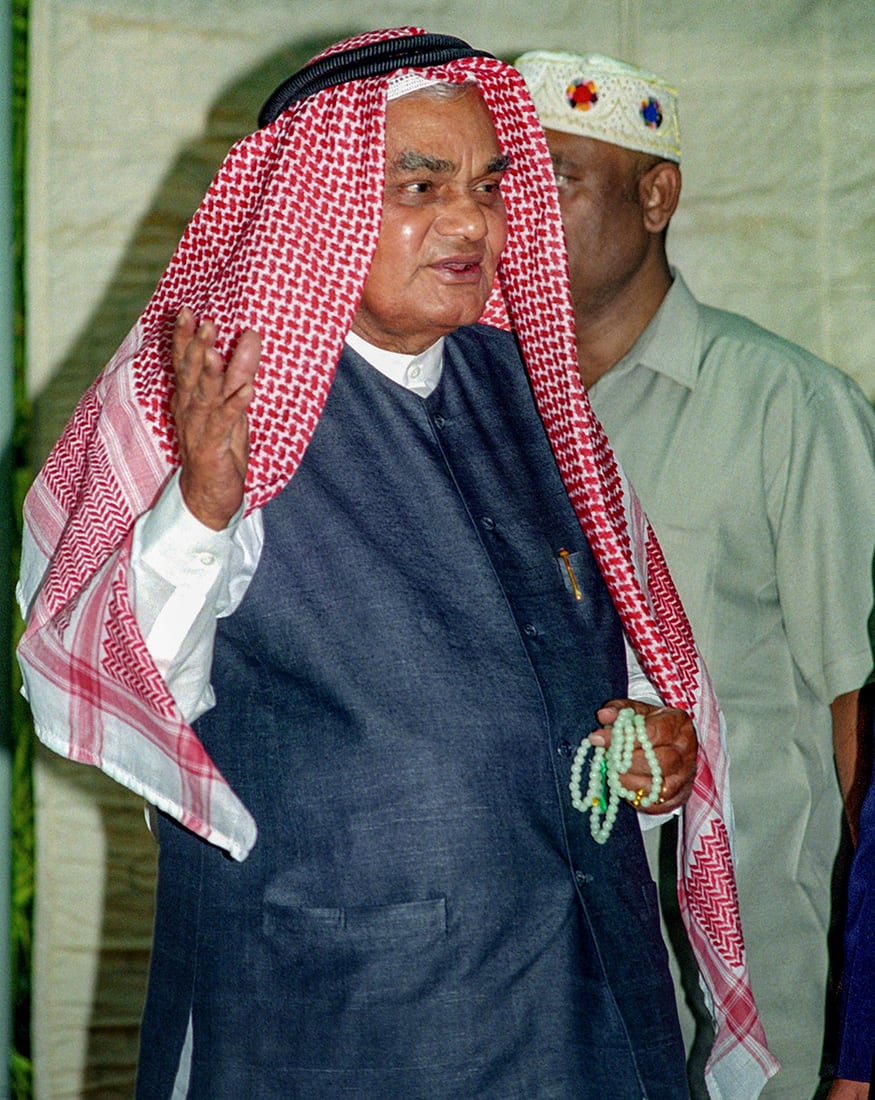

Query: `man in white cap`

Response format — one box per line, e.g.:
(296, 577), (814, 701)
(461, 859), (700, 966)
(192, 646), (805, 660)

(515, 47), (875, 1100)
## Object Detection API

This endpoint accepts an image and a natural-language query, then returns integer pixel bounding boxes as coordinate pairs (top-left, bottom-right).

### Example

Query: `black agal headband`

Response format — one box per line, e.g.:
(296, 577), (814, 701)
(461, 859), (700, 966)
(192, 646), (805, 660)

(258, 33), (494, 127)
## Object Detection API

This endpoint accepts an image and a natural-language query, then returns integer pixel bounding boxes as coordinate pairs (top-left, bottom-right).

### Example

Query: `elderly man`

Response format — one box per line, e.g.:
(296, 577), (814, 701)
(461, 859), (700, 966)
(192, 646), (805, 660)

(516, 49), (875, 1100)
(18, 29), (773, 1098)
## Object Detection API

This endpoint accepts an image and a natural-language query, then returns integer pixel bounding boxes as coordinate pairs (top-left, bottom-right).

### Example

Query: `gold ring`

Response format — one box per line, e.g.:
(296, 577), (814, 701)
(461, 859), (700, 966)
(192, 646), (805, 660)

(632, 788), (646, 808)
(658, 781), (667, 805)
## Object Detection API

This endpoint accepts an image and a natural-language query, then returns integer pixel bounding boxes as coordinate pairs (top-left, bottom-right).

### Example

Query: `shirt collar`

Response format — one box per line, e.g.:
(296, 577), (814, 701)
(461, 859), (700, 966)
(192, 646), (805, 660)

(345, 331), (445, 397)
(610, 270), (703, 390)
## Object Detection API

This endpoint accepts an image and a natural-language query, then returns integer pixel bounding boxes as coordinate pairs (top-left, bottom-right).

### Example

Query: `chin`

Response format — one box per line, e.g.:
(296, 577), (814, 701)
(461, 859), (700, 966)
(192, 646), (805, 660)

(435, 295), (492, 332)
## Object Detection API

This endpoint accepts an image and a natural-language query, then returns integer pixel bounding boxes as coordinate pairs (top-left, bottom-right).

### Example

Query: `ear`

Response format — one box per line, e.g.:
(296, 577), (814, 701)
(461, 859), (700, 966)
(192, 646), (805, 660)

(639, 161), (681, 234)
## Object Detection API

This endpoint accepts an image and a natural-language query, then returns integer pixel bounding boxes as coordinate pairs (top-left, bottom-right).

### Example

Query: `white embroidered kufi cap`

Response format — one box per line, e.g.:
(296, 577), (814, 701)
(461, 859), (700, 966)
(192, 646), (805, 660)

(514, 50), (681, 163)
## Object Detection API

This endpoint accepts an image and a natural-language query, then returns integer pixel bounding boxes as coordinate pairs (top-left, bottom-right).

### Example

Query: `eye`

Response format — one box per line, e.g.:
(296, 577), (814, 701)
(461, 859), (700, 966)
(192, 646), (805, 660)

(553, 171), (571, 189)
(387, 178), (439, 206)
(474, 178), (504, 197)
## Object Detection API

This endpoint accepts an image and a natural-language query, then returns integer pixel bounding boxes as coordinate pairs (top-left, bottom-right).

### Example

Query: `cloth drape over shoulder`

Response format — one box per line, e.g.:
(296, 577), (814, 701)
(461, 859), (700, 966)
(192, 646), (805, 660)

(16, 25), (779, 1096)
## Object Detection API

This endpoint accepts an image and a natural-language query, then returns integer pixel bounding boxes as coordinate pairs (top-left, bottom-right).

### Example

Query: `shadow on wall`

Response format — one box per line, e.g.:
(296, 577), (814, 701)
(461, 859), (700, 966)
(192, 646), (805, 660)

(28, 32), (351, 1098)
(30, 32), (348, 467)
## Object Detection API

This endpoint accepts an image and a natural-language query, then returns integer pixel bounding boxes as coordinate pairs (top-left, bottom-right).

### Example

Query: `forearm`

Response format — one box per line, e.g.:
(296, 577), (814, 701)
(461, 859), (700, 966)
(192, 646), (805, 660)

(832, 687), (870, 842)
(827, 1079), (869, 1099)
(130, 471), (262, 721)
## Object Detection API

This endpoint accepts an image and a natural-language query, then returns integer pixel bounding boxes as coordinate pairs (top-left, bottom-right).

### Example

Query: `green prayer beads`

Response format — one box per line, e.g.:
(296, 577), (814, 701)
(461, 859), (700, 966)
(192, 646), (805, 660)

(569, 707), (663, 844)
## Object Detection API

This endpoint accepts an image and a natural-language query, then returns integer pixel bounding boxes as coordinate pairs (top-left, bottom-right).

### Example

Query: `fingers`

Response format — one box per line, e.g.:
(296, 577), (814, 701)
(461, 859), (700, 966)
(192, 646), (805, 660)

(225, 328), (261, 397)
(171, 309), (261, 530)
(172, 311), (260, 430)
(174, 312), (257, 400)
(171, 305), (198, 377)
(172, 312), (217, 425)
(590, 697), (649, 746)
(591, 700), (698, 813)
(639, 707), (697, 813)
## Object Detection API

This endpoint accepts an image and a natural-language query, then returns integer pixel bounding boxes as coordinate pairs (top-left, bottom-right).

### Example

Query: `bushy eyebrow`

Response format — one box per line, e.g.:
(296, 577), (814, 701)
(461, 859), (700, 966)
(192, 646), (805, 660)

(394, 150), (455, 174)
(550, 152), (576, 173)
(392, 150), (512, 175)
(487, 153), (512, 174)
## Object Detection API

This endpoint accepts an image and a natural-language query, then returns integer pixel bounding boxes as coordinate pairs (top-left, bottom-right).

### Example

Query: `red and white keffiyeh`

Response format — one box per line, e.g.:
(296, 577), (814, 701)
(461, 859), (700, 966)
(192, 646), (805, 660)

(16, 26), (778, 1096)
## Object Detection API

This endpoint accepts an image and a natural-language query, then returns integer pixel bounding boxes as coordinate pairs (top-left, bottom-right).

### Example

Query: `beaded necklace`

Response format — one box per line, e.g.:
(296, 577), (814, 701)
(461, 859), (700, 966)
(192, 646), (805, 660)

(569, 707), (662, 844)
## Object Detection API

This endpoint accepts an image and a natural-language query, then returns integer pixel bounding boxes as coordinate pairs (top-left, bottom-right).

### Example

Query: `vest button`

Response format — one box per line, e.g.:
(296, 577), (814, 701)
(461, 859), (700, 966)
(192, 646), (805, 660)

(480, 516), (495, 530)
(523, 623), (538, 638)
(556, 739), (573, 758)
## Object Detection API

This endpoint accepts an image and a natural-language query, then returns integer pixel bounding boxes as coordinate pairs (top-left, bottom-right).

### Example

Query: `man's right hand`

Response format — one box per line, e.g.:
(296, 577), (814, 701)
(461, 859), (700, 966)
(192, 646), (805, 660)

(171, 308), (261, 530)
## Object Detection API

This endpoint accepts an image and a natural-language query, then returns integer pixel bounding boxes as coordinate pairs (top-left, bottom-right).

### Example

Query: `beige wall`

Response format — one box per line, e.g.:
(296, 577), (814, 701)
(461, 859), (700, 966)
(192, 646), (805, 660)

(27, 1), (875, 1095)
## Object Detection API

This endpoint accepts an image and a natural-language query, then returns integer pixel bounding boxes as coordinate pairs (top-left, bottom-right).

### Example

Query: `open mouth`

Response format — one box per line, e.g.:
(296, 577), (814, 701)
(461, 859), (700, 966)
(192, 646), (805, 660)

(433, 258), (484, 280)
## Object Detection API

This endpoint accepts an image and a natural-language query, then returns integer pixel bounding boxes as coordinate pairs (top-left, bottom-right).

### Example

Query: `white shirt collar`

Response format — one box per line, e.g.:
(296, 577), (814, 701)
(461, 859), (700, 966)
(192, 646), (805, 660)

(345, 331), (445, 397)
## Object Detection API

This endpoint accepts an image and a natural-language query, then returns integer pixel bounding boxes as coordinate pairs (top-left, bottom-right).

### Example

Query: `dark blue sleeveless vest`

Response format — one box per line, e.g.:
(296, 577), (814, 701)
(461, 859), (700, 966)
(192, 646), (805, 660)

(138, 325), (687, 1099)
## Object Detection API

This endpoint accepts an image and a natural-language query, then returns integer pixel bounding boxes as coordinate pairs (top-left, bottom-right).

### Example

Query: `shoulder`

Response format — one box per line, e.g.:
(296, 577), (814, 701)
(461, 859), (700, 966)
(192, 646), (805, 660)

(691, 297), (872, 416)
(444, 324), (527, 389)
(447, 323), (521, 361)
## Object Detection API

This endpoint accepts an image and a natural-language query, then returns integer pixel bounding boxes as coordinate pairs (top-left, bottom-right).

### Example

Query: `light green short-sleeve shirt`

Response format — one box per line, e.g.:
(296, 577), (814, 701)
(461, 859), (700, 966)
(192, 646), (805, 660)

(588, 272), (875, 1097)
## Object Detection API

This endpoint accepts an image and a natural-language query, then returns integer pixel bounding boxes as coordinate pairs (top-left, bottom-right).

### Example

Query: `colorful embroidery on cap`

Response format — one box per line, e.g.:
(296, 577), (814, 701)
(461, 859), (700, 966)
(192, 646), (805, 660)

(566, 78), (598, 111)
(640, 96), (663, 129)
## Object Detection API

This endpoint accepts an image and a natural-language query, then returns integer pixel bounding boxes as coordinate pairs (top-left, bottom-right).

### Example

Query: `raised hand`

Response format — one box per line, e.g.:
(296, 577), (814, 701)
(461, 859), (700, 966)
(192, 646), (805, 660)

(171, 308), (261, 530)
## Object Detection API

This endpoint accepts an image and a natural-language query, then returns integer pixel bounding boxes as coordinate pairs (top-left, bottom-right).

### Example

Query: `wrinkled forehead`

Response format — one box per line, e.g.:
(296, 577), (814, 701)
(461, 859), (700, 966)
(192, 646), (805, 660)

(383, 82), (502, 165)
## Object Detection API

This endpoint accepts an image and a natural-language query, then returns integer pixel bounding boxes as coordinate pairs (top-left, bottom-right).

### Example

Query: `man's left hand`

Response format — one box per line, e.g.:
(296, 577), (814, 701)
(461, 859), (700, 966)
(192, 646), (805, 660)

(590, 700), (697, 814)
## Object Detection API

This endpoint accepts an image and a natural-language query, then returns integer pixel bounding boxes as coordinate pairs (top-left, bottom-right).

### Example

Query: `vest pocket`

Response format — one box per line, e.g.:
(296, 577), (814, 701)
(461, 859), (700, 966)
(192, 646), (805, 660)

(263, 894), (447, 941)
(262, 892), (449, 1005)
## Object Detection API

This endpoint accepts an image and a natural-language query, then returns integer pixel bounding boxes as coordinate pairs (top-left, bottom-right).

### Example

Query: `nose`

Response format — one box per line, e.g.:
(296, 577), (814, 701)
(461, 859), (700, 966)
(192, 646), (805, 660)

(435, 189), (488, 241)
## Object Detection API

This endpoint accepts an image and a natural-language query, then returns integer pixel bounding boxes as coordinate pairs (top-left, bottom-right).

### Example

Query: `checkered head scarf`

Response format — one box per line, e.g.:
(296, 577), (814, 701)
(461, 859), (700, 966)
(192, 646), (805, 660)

(17, 26), (777, 1095)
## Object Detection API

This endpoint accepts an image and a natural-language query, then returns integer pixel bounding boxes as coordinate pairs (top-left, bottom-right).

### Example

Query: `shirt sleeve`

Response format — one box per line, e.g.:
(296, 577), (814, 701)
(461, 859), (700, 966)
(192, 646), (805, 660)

(129, 471), (263, 722)
(768, 369), (875, 703)
(625, 634), (663, 707)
